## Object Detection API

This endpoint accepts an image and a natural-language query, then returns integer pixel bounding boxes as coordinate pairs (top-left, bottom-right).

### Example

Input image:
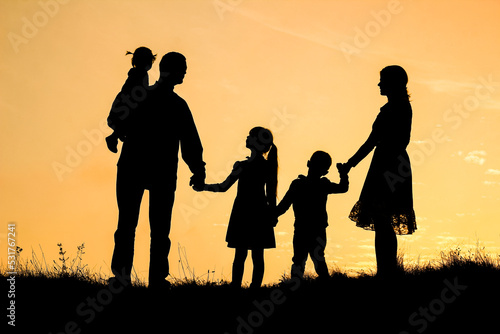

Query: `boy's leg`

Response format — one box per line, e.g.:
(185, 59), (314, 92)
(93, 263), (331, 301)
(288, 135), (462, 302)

(148, 187), (175, 286)
(291, 230), (308, 279)
(111, 167), (144, 282)
(310, 229), (329, 279)
(250, 248), (264, 288)
(232, 248), (248, 287)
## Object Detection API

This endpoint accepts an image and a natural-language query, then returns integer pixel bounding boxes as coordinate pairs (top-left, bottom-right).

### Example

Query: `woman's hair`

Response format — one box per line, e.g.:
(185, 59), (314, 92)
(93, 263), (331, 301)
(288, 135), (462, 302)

(380, 65), (410, 100)
(126, 47), (157, 69)
(249, 126), (278, 198)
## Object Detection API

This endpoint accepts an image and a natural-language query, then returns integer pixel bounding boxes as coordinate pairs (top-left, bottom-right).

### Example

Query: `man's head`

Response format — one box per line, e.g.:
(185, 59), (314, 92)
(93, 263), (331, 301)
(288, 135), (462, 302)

(159, 52), (187, 86)
(307, 151), (332, 177)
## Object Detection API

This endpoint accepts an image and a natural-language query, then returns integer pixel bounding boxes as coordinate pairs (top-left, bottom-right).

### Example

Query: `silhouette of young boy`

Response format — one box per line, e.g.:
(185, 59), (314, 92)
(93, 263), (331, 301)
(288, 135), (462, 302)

(276, 151), (349, 280)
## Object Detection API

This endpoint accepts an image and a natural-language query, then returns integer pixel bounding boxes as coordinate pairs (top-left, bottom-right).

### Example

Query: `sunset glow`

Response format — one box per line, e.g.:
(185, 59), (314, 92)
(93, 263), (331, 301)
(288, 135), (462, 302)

(1, 0), (500, 285)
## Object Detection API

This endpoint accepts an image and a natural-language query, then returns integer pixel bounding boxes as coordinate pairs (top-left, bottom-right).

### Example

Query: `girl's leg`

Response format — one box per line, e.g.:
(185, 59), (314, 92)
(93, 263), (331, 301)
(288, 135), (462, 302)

(374, 216), (398, 277)
(250, 248), (265, 288)
(231, 248), (248, 287)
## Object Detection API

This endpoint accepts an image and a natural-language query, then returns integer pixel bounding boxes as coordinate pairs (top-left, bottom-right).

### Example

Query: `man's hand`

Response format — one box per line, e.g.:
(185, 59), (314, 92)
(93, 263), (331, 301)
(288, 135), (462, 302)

(190, 174), (205, 192)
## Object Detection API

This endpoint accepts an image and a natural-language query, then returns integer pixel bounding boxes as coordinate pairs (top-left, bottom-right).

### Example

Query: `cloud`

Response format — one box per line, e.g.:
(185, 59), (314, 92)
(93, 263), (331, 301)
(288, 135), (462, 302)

(485, 169), (500, 176)
(434, 234), (462, 246)
(482, 98), (500, 110)
(483, 181), (500, 186)
(235, 8), (345, 52)
(414, 78), (479, 94)
(464, 150), (486, 165)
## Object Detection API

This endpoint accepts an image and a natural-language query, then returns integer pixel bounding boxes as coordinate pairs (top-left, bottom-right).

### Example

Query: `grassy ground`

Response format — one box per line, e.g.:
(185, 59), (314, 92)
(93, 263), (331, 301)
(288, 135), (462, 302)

(3, 244), (500, 334)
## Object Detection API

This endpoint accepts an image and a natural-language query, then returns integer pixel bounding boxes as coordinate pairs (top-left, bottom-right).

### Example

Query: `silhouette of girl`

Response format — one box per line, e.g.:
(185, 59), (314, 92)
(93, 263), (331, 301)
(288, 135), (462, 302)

(198, 127), (278, 288)
(106, 46), (157, 153)
(344, 65), (417, 278)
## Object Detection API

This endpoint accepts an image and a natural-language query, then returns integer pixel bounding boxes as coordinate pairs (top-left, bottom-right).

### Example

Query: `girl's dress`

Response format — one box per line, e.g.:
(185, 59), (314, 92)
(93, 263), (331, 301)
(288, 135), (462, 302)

(223, 155), (276, 249)
(347, 99), (417, 235)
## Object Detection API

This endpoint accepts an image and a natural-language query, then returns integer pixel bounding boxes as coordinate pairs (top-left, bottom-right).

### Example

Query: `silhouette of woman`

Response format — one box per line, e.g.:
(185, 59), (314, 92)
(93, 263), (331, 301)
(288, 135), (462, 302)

(197, 127), (278, 288)
(344, 65), (417, 278)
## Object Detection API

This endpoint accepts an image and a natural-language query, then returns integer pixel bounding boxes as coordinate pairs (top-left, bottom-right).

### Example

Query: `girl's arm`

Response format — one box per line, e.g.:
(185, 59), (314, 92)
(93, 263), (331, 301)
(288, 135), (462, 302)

(203, 161), (242, 192)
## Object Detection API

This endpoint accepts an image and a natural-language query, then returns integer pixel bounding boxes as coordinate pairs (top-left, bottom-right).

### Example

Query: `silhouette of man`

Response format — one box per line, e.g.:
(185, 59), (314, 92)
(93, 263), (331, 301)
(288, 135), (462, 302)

(110, 52), (205, 288)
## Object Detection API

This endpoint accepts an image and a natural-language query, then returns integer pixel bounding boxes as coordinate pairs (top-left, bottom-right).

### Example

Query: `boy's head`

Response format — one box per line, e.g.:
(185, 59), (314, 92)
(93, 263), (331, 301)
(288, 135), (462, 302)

(307, 151), (332, 177)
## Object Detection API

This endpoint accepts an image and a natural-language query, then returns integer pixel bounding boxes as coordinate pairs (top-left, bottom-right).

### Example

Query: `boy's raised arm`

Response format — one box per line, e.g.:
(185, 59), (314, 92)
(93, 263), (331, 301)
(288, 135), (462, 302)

(326, 163), (349, 194)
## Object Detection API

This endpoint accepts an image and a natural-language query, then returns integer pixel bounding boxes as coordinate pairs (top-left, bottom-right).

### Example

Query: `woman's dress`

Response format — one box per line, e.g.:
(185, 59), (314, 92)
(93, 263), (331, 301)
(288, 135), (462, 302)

(348, 100), (417, 235)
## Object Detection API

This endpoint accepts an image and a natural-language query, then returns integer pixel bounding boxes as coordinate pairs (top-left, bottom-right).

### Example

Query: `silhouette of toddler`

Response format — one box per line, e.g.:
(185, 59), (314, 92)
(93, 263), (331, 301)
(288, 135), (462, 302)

(106, 47), (156, 153)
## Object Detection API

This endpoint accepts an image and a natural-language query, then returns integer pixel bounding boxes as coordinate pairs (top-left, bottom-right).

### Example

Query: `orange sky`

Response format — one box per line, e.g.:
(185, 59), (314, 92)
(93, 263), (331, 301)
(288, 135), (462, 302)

(1, 0), (500, 285)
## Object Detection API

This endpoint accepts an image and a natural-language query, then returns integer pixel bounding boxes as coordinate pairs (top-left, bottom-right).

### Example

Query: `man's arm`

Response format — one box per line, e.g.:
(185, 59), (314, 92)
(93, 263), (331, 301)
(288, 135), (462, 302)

(178, 99), (206, 187)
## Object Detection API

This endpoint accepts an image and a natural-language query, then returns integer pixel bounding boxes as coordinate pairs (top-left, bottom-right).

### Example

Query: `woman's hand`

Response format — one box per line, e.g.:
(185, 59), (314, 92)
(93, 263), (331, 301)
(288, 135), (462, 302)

(337, 162), (351, 176)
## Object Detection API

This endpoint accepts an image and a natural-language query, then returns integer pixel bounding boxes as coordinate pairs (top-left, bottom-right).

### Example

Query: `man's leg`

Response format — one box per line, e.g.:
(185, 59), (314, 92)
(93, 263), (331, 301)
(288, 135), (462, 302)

(111, 167), (144, 281)
(148, 187), (175, 285)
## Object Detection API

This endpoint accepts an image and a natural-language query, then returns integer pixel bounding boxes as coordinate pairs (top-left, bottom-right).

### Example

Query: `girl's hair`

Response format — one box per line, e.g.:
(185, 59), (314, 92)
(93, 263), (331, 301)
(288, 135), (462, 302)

(125, 47), (157, 68)
(249, 126), (278, 198)
(380, 65), (410, 100)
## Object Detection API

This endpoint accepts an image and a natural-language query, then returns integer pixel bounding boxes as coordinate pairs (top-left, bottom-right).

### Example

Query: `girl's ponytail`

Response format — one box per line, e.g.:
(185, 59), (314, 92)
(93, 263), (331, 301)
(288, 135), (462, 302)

(267, 144), (278, 199)
(248, 126), (278, 199)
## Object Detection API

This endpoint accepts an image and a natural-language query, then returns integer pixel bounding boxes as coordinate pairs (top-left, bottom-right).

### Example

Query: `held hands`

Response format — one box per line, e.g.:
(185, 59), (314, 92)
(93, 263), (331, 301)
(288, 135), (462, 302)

(336, 162), (351, 176)
(190, 174), (205, 192)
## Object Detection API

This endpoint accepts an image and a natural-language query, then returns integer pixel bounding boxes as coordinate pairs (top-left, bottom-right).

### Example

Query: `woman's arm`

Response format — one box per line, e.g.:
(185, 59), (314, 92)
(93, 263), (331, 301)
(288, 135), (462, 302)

(346, 130), (377, 169)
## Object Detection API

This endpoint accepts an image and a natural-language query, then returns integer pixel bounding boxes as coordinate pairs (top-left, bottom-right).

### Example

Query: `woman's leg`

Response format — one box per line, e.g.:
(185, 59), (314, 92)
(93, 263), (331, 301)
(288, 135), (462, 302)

(231, 248), (248, 287)
(374, 216), (398, 277)
(250, 248), (265, 288)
